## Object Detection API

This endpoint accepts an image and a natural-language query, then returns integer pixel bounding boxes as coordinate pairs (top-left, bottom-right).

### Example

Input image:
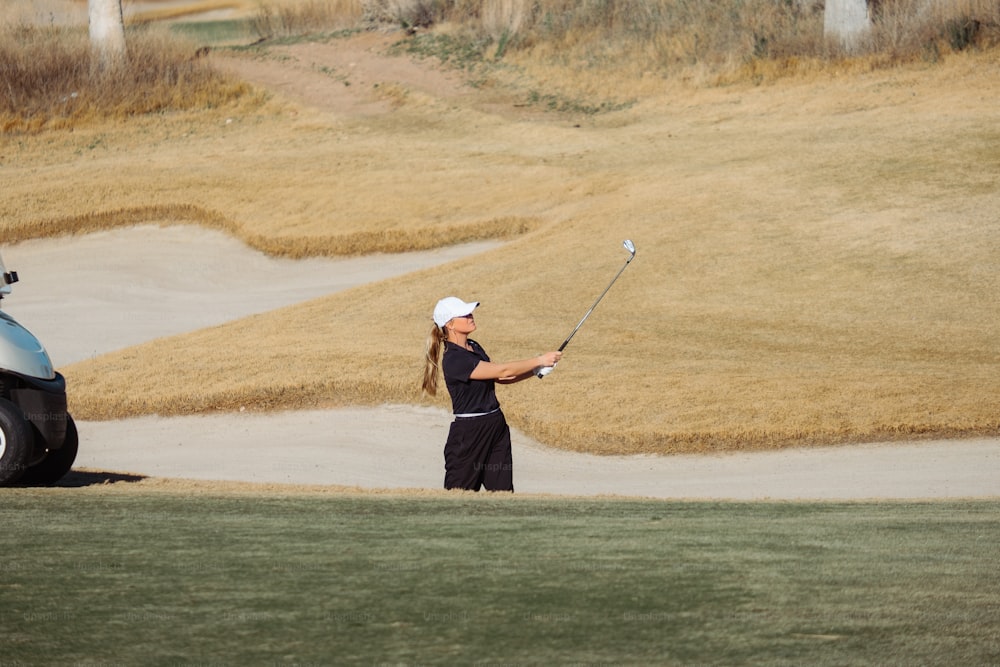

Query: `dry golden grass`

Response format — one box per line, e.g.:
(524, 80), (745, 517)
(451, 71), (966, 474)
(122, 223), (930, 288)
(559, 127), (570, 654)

(0, 21), (258, 132)
(250, 0), (362, 38)
(379, 0), (1000, 77)
(4, 6), (1000, 455)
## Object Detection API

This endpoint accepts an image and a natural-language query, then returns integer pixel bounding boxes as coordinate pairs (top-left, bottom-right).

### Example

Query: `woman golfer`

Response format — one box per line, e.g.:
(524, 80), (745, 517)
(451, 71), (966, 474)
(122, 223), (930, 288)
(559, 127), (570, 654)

(422, 296), (562, 492)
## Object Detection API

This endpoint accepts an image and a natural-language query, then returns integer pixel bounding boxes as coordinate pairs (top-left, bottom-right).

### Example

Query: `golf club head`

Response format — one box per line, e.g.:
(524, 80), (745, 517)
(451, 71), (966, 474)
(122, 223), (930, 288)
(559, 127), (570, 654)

(623, 239), (635, 258)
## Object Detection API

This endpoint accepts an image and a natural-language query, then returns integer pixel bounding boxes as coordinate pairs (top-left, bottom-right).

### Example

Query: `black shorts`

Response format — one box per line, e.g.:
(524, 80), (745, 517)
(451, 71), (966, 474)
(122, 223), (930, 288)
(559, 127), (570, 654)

(443, 410), (513, 492)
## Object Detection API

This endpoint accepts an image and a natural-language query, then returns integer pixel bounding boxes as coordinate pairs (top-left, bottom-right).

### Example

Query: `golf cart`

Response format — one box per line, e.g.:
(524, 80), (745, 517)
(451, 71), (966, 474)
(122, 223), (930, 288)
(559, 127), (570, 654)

(0, 250), (78, 486)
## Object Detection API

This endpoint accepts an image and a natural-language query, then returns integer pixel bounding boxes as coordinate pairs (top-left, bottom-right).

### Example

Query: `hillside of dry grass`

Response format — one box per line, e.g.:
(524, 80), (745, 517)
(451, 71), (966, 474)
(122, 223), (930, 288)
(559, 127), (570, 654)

(3, 3), (999, 454)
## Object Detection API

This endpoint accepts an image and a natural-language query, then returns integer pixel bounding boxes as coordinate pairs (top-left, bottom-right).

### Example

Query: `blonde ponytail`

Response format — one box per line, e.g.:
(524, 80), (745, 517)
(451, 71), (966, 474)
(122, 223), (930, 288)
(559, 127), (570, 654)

(421, 323), (446, 396)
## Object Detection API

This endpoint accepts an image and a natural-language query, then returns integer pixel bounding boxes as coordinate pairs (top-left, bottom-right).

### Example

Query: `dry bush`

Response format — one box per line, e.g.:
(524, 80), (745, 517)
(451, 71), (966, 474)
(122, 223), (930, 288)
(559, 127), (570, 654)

(252, 0), (363, 38)
(481, 0), (532, 42)
(868, 0), (1000, 59)
(0, 22), (253, 132)
(361, 0), (451, 28)
(239, 0), (1000, 90)
(442, 0), (824, 65)
(377, 0), (998, 84)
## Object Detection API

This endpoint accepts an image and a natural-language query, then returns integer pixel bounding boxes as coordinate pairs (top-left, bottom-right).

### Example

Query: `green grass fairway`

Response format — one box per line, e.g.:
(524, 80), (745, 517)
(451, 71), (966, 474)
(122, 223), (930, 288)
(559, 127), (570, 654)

(169, 19), (257, 45)
(2, 492), (998, 665)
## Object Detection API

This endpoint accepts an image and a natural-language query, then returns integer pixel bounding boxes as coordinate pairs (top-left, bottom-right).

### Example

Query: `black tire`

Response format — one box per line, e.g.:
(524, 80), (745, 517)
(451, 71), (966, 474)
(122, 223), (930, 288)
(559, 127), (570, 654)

(0, 397), (34, 486)
(19, 414), (79, 486)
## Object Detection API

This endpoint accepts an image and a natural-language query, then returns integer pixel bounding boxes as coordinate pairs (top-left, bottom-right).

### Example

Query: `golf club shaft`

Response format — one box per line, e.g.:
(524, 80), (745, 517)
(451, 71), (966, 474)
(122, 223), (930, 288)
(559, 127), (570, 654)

(536, 240), (635, 378)
(557, 257), (633, 351)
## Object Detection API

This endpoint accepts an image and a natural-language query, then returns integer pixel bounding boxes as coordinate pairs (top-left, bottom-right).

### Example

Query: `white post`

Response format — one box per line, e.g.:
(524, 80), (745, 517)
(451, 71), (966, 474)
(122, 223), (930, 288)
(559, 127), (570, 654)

(88, 0), (127, 67)
(824, 0), (871, 51)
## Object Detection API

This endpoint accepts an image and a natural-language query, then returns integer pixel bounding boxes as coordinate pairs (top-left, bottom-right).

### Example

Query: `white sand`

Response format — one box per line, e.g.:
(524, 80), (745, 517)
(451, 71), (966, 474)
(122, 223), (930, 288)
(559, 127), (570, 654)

(4, 225), (499, 367)
(3, 227), (998, 499)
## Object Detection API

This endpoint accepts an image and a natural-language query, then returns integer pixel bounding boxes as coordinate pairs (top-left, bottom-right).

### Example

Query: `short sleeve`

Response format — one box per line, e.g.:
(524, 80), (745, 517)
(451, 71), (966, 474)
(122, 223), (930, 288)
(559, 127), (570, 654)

(443, 345), (480, 383)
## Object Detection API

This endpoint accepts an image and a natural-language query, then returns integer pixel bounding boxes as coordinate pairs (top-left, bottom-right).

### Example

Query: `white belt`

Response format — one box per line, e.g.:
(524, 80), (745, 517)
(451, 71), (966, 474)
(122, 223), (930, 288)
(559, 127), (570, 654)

(453, 408), (500, 419)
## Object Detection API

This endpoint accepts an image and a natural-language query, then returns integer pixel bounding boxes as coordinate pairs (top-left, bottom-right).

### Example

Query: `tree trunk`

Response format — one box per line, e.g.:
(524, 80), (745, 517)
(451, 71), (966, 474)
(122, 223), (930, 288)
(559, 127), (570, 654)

(88, 0), (127, 67)
(824, 0), (870, 51)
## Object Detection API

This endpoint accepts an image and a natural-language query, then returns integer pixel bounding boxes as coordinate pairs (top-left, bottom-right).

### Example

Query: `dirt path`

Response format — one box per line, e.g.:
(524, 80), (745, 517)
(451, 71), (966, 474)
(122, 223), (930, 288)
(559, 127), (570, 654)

(211, 32), (482, 118)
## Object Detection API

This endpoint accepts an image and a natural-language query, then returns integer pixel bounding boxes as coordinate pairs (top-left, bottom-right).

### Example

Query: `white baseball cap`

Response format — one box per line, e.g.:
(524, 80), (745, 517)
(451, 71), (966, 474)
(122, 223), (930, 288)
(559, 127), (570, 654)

(433, 296), (479, 327)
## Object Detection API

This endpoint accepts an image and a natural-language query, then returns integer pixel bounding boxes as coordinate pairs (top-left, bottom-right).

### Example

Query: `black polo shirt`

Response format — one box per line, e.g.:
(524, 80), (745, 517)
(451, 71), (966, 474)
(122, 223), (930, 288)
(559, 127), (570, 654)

(442, 340), (501, 415)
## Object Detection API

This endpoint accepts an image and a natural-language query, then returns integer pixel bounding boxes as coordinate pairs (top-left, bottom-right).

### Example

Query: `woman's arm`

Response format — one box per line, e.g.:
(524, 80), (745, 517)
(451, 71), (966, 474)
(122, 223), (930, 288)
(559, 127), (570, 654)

(469, 351), (562, 382)
(496, 369), (537, 384)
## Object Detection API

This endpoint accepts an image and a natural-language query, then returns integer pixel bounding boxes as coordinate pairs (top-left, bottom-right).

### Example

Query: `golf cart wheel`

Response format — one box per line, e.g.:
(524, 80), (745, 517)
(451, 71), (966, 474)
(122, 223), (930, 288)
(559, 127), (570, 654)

(0, 397), (34, 486)
(19, 414), (79, 486)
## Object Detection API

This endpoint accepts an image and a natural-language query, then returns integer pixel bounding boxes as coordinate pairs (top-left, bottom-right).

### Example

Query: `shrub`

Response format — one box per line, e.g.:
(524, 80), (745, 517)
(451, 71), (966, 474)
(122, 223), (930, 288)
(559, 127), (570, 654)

(0, 22), (251, 133)
(363, 0), (1000, 75)
(865, 0), (999, 60)
(251, 0), (362, 39)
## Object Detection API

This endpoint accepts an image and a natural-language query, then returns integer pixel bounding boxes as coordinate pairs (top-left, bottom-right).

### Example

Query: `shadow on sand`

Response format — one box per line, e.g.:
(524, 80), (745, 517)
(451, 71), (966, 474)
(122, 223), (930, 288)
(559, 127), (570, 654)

(53, 470), (148, 487)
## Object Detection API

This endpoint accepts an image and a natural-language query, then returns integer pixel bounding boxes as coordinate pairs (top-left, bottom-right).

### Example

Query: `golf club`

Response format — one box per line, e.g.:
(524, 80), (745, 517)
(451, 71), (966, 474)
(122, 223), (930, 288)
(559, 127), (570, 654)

(537, 239), (636, 378)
